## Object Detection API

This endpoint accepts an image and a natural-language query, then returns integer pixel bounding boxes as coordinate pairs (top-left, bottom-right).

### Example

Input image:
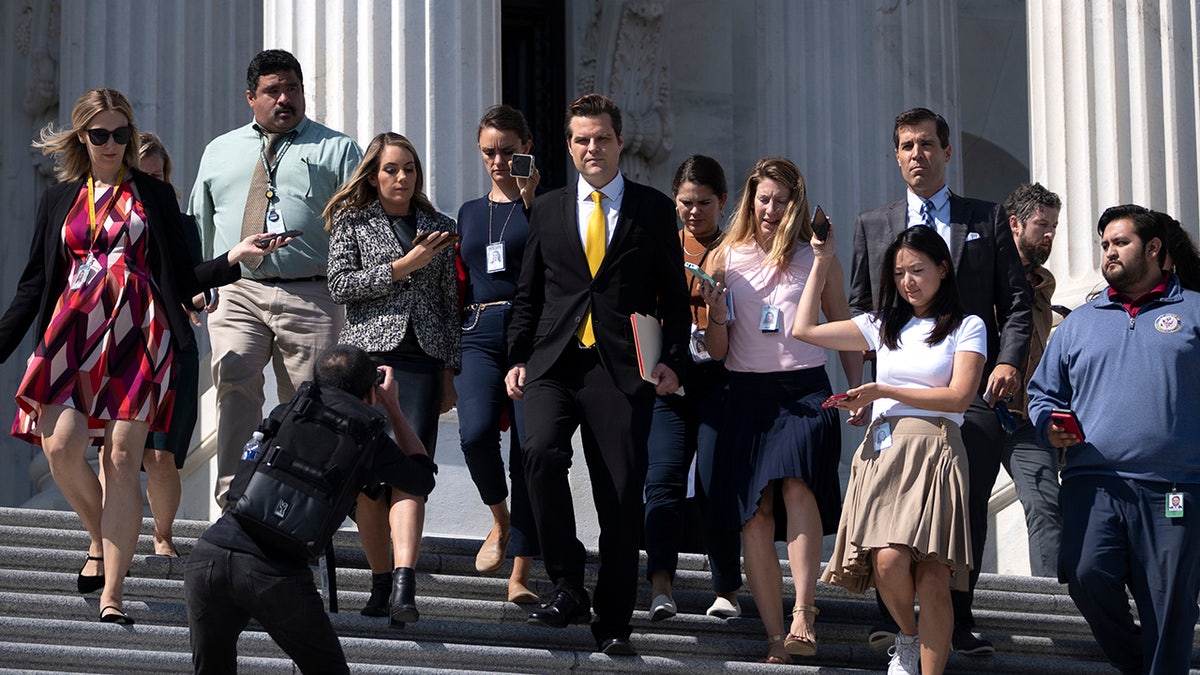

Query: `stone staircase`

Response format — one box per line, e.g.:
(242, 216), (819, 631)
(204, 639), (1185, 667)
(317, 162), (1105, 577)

(0, 506), (1194, 674)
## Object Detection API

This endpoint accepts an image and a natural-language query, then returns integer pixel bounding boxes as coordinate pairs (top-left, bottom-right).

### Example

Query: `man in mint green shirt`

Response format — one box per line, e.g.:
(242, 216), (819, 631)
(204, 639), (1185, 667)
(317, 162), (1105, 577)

(188, 49), (362, 506)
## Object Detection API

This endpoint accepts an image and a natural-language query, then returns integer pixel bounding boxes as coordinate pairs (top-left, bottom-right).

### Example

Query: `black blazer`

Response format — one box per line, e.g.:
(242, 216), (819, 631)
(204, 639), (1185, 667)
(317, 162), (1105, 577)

(848, 193), (1033, 375)
(0, 170), (240, 363)
(508, 178), (691, 396)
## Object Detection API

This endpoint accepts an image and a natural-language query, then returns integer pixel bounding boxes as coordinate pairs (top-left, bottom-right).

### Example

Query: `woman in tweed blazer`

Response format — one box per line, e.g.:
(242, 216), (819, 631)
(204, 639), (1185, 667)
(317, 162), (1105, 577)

(324, 132), (459, 625)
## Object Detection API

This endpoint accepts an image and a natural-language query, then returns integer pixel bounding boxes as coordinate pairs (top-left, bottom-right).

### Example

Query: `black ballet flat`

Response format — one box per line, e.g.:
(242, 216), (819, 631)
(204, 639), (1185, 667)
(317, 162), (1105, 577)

(99, 605), (134, 625)
(77, 554), (104, 594)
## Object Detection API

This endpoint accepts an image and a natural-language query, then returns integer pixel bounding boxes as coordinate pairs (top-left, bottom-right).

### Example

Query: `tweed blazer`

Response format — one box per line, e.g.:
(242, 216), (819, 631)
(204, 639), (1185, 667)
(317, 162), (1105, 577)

(327, 200), (461, 370)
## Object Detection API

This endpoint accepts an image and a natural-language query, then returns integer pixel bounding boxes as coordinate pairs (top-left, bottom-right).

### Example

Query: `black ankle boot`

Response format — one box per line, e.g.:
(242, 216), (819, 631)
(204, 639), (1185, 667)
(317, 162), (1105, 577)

(361, 572), (392, 617)
(390, 566), (418, 627)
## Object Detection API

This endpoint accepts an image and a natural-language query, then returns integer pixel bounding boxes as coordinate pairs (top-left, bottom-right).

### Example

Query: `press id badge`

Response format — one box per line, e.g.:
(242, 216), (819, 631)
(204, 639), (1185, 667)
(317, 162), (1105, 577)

(760, 304), (781, 333)
(266, 206), (286, 234)
(1167, 491), (1184, 518)
(486, 242), (506, 273)
(70, 253), (101, 290)
(689, 326), (712, 363)
(872, 421), (893, 452)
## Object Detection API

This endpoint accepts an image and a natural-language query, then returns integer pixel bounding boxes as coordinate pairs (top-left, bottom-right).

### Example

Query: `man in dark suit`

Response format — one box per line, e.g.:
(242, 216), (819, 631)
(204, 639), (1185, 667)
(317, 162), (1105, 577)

(849, 107), (1032, 657)
(505, 94), (690, 656)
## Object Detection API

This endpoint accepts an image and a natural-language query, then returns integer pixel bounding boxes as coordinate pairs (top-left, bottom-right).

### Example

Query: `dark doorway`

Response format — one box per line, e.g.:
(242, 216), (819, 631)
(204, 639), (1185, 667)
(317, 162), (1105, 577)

(502, 0), (568, 191)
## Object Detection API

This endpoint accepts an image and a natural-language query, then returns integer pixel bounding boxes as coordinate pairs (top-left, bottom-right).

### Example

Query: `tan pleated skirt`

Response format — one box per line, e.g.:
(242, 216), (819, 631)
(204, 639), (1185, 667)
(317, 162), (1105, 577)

(821, 415), (973, 593)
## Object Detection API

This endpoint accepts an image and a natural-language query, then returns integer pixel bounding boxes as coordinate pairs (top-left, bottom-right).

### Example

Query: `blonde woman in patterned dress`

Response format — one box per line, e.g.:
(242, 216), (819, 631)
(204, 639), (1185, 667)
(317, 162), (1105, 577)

(0, 88), (279, 624)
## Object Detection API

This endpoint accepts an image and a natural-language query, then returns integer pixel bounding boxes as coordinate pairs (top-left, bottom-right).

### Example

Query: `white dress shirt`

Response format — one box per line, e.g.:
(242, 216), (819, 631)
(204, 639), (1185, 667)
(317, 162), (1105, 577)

(576, 171), (625, 247)
(906, 184), (952, 245)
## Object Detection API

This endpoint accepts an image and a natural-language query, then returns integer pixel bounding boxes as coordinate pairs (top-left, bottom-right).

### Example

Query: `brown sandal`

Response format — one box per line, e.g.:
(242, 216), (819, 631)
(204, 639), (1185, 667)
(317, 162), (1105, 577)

(784, 603), (819, 656)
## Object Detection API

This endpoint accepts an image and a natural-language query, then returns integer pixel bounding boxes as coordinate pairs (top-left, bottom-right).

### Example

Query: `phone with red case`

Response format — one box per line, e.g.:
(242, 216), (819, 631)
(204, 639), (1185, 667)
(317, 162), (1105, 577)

(1050, 408), (1085, 442)
(822, 393), (850, 409)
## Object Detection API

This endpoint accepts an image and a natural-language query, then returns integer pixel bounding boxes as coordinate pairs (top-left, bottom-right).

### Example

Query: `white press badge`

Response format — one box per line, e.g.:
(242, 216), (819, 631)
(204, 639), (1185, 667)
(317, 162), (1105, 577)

(689, 325), (713, 363)
(873, 422), (893, 452)
(486, 242), (506, 273)
(266, 206), (286, 234)
(70, 253), (101, 290)
(760, 305), (781, 333)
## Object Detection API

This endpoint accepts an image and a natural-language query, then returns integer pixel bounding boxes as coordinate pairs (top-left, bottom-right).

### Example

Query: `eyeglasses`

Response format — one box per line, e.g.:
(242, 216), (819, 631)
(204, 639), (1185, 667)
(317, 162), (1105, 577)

(86, 126), (133, 146)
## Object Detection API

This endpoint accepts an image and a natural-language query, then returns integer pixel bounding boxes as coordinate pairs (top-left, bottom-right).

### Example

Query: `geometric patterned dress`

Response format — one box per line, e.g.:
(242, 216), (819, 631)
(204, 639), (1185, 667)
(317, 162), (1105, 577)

(12, 178), (175, 445)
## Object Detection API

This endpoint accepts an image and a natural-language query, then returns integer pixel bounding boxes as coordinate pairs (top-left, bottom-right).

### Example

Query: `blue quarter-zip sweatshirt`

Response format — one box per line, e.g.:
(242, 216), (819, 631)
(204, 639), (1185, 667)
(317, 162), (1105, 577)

(1027, 273), (1200, 483)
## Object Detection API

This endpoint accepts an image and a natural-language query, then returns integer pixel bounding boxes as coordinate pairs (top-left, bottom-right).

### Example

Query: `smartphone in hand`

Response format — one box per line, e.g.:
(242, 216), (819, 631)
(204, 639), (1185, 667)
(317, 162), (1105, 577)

(510, 153), (534, 178)
(811, 205), (831, 241)
(255, 229), (303, 248)
(822, 393), (850, 409)
(1050, 408), (1085, 442)
(684, 261), (718, 287)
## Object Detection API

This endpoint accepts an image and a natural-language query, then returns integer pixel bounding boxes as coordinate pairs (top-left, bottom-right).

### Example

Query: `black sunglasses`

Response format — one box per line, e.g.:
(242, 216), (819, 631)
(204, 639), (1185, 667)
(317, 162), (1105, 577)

(86, 126), (133, 146)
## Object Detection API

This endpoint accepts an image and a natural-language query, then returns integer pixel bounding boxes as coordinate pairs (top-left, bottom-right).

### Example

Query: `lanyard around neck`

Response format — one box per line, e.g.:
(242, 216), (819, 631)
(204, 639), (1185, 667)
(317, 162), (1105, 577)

(87, 166), (126, 245)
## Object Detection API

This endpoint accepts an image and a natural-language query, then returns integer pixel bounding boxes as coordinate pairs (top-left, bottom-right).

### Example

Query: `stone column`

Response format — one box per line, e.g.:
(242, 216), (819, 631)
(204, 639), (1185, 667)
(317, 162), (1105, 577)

(265, 0), (502, 213)
(58, 0), (264, 206)
(1029, 0), (1200, 306)
(736, 0), (963, 226)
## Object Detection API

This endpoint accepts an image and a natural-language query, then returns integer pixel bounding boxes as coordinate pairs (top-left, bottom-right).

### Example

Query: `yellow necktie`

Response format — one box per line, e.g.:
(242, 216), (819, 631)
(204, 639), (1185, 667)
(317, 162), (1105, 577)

(579, 190), (606, 346)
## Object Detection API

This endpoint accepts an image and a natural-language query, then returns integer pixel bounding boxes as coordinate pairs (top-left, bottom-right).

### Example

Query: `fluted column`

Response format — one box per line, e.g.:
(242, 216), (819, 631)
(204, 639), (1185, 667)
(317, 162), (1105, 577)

(57, 0), (264, 205)
(741, 0), (962, 224)
(1029, 0), (1200, 306)
(265, 0), (502, 214)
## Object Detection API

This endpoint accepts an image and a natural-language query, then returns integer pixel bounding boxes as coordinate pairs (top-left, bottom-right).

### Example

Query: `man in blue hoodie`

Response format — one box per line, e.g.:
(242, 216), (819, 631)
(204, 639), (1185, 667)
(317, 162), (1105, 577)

(1028, 204), (1200, 675)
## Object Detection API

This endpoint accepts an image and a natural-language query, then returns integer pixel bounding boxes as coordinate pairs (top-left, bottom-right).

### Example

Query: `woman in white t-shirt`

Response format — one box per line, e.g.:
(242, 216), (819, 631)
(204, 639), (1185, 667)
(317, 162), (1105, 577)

(792, 225), (985, 675)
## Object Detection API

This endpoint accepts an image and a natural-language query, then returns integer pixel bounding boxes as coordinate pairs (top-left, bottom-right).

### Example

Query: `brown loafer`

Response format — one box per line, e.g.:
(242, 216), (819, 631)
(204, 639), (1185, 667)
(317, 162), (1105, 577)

(507, 581), (539, 604)
(475, 522), (510, 574)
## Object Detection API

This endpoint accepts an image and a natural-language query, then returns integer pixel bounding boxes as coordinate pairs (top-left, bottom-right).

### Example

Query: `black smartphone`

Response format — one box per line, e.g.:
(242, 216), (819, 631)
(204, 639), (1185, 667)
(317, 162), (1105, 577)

(376, 367), (386, 385)
(413, 230), (462, 246)
(1050, 408), (1085, 443)
(510, 153), (534, 178)
(811, 205), (831, 241)
(255, 229), (304, 248)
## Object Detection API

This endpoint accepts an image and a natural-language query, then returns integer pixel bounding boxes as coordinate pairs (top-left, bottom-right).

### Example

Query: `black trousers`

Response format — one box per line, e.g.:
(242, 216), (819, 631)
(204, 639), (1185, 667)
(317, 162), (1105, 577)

(184, 538), (348, 674)
(877, 395), (1003, 629)
(522, 344), (653, 644)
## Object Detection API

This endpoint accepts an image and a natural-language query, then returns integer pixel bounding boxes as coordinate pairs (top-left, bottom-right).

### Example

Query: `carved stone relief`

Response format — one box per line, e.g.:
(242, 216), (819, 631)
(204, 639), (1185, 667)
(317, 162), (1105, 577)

(18, 0), (60, 178)
(576, 0), (672, 183)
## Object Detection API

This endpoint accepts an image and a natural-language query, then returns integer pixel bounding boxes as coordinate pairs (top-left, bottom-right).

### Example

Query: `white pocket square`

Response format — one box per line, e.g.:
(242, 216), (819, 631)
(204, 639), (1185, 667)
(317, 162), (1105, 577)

(965, 232), (982, 242)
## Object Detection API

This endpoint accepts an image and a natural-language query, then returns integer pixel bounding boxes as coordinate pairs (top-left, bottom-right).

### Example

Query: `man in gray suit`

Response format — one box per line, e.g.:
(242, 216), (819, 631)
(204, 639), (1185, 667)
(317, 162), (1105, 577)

(849, 107), (1032, 656)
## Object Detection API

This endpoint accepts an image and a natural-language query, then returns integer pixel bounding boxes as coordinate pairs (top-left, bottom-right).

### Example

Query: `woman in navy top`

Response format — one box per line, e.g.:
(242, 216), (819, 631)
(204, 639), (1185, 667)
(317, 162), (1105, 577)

(455, 105), (541, 602)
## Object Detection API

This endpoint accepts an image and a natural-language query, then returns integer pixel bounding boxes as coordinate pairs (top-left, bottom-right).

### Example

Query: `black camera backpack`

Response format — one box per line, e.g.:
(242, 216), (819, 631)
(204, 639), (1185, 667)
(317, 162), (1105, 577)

(227, 380), (386, 562)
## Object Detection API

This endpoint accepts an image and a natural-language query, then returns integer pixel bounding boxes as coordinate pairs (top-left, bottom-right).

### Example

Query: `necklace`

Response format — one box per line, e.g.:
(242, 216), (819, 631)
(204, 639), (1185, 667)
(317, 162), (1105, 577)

(488, 197), (519, 244)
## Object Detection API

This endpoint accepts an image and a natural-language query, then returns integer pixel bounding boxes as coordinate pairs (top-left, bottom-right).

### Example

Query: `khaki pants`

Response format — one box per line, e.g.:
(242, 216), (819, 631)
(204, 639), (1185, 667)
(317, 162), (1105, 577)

(207, 278), (344, 507)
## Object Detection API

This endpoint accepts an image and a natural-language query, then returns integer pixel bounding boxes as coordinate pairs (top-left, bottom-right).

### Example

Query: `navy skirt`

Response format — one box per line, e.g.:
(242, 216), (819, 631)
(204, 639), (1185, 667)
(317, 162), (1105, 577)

(716, 367), (842, 538)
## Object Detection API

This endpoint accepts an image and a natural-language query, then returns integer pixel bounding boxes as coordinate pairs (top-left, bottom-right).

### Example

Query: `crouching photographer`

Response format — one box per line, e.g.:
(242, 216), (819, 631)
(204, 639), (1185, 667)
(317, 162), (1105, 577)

(184, 345), (436, 674)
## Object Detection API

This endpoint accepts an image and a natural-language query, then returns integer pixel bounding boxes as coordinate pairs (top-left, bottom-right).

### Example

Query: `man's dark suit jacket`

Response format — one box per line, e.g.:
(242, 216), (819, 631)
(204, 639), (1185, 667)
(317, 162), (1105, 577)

(508, 178), (691, 396)
(0, 170), (240, 363)
(848, 193), (1032, 374)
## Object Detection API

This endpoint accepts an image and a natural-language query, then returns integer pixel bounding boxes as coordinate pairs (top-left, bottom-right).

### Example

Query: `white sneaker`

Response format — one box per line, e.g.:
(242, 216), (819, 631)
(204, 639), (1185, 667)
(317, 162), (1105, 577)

(649, 593), (677, 621)
(887, 633), (920, 675)
(705, 595), (741, 618)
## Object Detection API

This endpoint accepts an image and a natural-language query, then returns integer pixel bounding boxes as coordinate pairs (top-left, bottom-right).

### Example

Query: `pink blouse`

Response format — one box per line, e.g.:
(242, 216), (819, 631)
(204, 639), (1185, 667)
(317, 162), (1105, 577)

(723, 241), (827, 373)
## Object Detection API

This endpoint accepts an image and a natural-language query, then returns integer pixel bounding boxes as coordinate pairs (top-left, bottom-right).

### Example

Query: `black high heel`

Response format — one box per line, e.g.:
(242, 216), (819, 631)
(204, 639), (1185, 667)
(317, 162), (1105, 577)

(77, 554), (104, 594)
(389, 566), (418, 627)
